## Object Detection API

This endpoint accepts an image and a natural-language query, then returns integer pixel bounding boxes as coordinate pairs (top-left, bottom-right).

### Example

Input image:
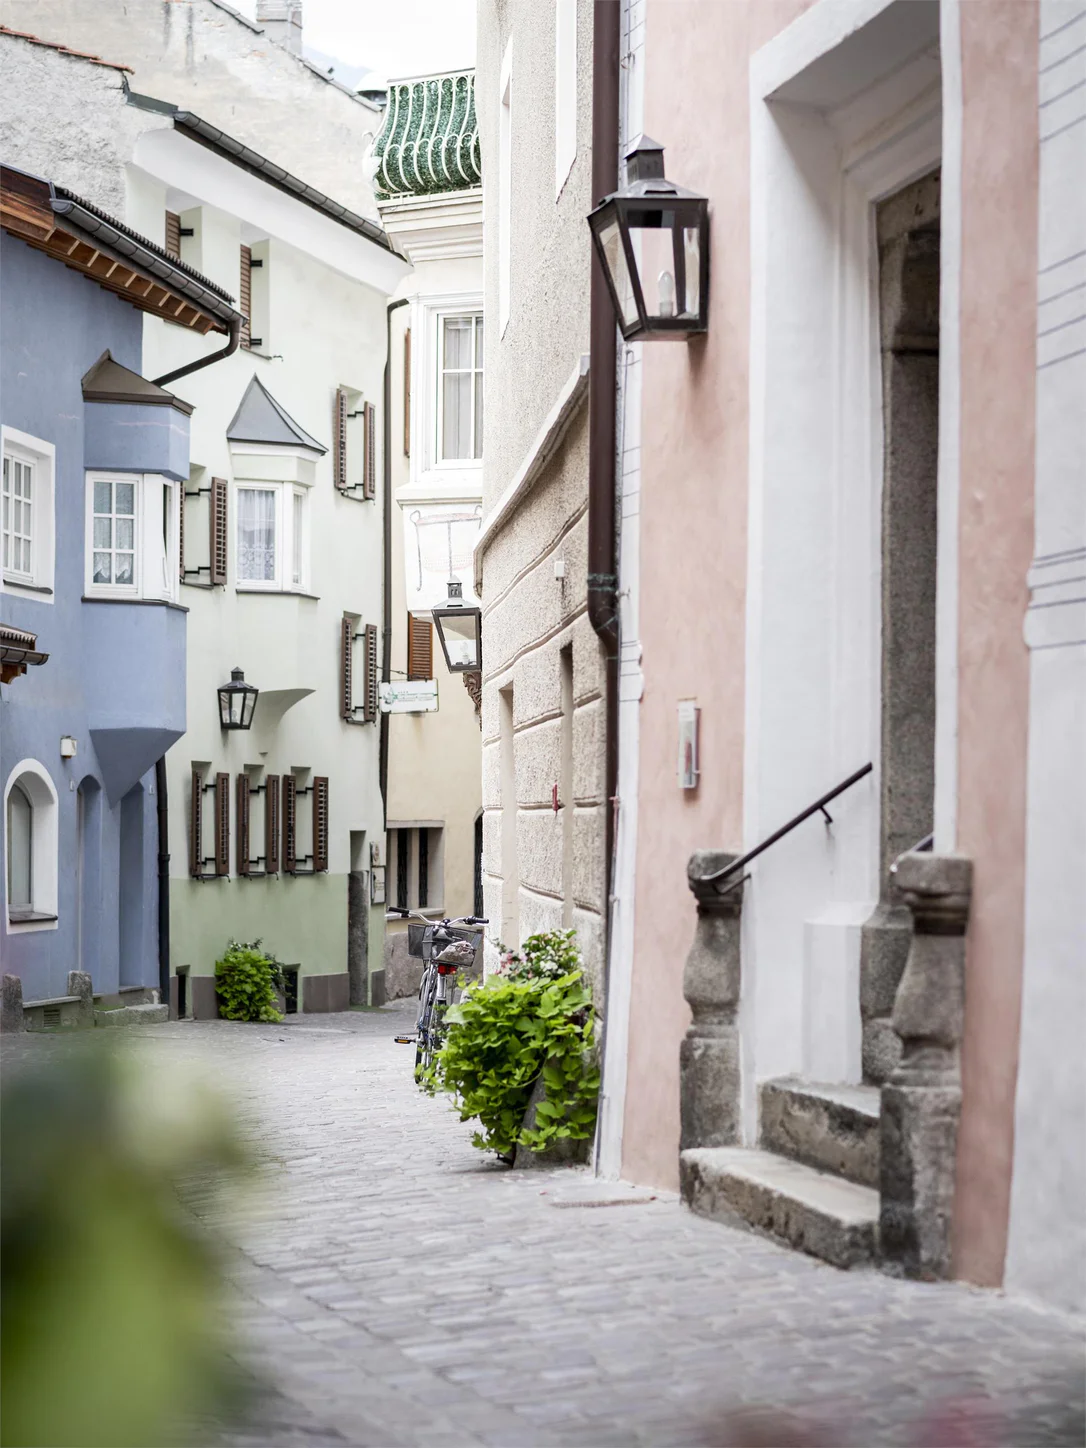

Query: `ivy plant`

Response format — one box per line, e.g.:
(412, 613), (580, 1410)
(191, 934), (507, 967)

(214, 940), (284, 1023)
(425, 931), (599, 1158)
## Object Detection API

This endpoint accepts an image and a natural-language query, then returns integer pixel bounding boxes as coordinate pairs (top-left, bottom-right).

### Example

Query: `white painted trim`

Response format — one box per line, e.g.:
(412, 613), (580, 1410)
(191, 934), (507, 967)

(498, 39), (513, 336)
(555, 0), (578, 199)
(408, 289), (486, 490)
(473, 354), (589, 591)
(934, 0), (963, 851)
(1, 425), (56, 603)
(4, 758), (59, 934)
(752, 0), (908, 101)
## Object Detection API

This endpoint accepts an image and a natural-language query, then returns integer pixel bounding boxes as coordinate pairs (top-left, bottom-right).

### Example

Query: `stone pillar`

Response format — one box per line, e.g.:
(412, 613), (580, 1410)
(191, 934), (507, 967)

(681, 852), (745, 1151)
(879, 852), (972, 1279)
(1, 974), (26, 1033)
(67, 971), (95, 1029)
(347, 870), (369, 1007)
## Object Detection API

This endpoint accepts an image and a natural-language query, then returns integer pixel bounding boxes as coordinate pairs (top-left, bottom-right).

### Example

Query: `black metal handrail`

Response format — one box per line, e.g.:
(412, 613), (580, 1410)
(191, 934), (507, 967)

(702, 762), (874, 886)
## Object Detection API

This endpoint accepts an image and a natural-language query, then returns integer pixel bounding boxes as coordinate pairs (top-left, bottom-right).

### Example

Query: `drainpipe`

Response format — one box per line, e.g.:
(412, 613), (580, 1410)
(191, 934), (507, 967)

(152, 316), (241, 389)
(380, 298), (411, 819)
(155, 756), (170, 1013)
(588, 1), (621, 960)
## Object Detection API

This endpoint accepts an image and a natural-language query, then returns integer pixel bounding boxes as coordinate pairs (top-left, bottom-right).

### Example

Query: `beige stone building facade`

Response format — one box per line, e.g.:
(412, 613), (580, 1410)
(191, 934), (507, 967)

(474, 0), (607, 992)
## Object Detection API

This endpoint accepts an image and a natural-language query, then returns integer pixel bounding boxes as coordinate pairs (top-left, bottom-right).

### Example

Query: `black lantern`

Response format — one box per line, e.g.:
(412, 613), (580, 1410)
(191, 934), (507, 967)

(432, 579), (482, 673)
(588, 135), (709, 341)
(217, 667), (259, 729)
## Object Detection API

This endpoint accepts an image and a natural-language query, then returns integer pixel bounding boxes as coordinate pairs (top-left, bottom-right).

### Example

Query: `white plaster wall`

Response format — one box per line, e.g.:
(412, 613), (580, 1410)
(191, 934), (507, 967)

(1004, 0), (1086, 1317)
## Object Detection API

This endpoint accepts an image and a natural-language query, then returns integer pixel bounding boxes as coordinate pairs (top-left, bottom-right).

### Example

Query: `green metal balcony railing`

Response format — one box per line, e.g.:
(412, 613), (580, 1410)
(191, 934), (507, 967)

(374, 70), (481, 200)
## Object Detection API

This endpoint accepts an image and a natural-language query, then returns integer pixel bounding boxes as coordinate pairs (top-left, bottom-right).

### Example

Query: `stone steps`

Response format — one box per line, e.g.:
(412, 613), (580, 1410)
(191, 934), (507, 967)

(760, 1077), (881, 1188)
(680, 1146), (879, 1270)
(94, 1003), (170, 1028)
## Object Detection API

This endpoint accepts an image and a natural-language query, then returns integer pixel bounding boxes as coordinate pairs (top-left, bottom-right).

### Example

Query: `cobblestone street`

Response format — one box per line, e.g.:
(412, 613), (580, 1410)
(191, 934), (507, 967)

(131, 1006), (1084, 1448)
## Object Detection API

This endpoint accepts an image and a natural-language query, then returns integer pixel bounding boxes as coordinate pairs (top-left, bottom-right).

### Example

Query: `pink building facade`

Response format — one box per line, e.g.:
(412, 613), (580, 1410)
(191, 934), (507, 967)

(597, 0), (1084, 1312)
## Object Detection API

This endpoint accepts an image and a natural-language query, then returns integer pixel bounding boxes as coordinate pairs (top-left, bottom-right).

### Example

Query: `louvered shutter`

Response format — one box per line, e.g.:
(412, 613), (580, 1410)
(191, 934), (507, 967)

(236, 774), (251, 876)
(165, 210), (181, 259)
(214, 773), (230, 876)
(333, 386), (349, 490)
(313, 777), (329, 873)
(189, 767), (203, 878)
(363, 623), (379, 723)
(403, 328), (411, 456)
(407, 615), (433, 681)
(239, 245), (252, 349)
(265, 774), (280, 875)
(282, 774), (297, 875)
(363, 401), (376, 500)
(340, 616), (354, 719)
(210, 478), (228, 585)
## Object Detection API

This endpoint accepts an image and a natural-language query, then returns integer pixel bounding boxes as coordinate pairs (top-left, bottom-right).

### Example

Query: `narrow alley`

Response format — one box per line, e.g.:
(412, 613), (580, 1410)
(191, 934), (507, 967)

(120, 1008), (1083, 1448)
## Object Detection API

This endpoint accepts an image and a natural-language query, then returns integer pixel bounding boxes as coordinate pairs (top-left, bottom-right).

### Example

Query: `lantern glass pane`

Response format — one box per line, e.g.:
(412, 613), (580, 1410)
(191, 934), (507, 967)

(242, 690), (257, 728)
(439, 611), (480, 669)
(682, 226), (701, 319)
(230, 690), (245, 726)
(598, 218), (638, 329)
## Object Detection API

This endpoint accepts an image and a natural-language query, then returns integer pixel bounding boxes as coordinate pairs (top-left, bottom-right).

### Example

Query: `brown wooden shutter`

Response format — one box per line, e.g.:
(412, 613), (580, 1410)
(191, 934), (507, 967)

(363, 401), (376, 500)
(407, 615), (433, 681)
(403, 327), (411, 456)
(189, 767), (203, 878)
(265, 774), (280, 875)
(333, 386), (349, 490)
(340, 615), (354, 720)
(236, 774), (251, 877)
(165, 210), (181, 259)
(363, 623), (379, 723)
(214, 772), (230, 876)
(313, 776), (329, 873)
(239, 245), (252, 349)
(210, 477), (228, 585)
(282, 774), (297, 874)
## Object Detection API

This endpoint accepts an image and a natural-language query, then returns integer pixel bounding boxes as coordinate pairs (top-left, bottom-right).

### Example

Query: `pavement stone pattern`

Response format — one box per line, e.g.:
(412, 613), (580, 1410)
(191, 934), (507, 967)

(39, 1006), (1086, 1446)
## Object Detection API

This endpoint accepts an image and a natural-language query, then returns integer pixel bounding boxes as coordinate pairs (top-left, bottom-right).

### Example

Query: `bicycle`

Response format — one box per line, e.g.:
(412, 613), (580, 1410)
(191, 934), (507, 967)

(390, 910), (487, 1079)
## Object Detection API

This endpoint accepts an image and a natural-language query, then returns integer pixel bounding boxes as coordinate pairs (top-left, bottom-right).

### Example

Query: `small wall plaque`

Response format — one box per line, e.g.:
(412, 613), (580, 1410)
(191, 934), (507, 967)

(678, 700), (700, 790)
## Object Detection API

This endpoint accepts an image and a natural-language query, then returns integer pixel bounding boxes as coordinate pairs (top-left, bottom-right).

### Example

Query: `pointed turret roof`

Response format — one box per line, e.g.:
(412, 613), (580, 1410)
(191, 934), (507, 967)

(226, 375), (326, 453)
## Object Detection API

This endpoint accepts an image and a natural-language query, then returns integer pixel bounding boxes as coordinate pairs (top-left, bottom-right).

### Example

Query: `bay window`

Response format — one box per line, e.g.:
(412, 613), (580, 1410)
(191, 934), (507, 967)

(235, 481), (309, 593)
(84, 473), (179, 603)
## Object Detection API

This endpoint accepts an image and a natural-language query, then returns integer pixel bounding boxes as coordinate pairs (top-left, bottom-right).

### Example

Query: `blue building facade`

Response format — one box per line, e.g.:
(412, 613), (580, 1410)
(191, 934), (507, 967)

(1, 226), (192, 1003)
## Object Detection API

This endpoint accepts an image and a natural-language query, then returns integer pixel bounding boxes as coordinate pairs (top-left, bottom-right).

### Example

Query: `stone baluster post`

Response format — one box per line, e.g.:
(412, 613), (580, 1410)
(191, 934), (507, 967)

(67, 971), (95, 1029)
(879, 851), (972, 1279)
(681, 852), (745, 1151)
(2, 974), (26, 1033)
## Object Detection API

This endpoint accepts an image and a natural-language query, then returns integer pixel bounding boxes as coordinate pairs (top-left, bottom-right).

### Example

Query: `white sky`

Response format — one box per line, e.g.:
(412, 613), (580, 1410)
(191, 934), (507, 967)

(233, 0), (477, 83)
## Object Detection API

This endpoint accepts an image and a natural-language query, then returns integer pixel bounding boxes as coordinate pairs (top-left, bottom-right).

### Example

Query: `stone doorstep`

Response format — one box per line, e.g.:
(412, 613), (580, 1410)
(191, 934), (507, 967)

(760, 1077), (881, 1189)
(94, 1002), (170, 1028)
(680, 1146), (879, 1271)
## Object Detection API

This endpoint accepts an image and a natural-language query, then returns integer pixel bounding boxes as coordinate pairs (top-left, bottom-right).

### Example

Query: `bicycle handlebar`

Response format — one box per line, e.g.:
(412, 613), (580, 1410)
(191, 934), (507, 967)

(387, 909), (488, 926)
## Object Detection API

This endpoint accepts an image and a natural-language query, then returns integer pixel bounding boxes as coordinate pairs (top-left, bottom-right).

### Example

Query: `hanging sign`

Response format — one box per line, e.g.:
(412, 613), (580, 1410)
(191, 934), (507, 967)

(379, 680), (439, 714)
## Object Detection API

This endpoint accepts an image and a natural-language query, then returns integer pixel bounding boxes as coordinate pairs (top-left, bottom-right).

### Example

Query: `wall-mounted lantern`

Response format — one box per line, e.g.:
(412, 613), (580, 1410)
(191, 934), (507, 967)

(432, 579), (482, 673)
(217, 667), (259, 730)
(588, 135), (709, 342)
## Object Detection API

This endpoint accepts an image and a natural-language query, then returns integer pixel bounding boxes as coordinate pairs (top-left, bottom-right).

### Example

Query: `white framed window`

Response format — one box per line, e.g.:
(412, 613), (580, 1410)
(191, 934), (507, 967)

(84, 473), (179, 603)
(498, 39), (513, 335)
(438, 314), (484, 463)
(555, 0), (577, 198)
(4, 759), (59, 932)
(1, 426), (56, 601)
(235, 480), (309, 593)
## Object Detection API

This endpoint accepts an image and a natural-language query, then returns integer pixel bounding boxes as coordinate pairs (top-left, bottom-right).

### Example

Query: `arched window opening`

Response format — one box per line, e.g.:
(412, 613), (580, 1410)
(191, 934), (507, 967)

(7, 784), (32, 909)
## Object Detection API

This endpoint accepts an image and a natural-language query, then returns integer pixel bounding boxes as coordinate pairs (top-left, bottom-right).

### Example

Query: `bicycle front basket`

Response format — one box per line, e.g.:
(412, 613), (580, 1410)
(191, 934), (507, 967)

(407, 924), (430, 959)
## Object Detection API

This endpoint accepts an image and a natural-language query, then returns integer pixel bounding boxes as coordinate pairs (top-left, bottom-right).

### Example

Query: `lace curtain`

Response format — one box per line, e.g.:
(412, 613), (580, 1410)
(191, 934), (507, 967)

(238, 488), (276, 582)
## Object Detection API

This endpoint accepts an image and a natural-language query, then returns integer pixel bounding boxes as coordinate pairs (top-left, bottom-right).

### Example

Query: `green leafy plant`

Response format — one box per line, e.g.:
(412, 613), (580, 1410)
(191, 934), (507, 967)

(214, 940), (284, 1023)
(426, 931), (599, 1158)
(498, 928), (582, 984)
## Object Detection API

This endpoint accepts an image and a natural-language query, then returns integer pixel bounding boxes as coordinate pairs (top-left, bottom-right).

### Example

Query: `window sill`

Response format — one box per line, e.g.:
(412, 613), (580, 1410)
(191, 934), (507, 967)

(82, 595), (189, 612)
(7, 909), (59, 924)
(234, 587), (320, 600)
(3, 578), (54, 597)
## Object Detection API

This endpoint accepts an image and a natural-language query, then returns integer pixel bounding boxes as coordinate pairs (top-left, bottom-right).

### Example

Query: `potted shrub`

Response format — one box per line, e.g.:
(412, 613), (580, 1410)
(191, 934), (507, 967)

(214, 940), (284, 1023)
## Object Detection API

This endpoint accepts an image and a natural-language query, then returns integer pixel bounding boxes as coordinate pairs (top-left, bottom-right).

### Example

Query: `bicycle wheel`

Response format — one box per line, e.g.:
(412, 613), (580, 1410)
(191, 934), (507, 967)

(415, 970), (437, 1079)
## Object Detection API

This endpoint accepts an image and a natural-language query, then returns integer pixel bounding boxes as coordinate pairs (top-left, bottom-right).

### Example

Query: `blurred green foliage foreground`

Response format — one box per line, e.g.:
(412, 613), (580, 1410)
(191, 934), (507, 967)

(1, 1040), (255, 1447)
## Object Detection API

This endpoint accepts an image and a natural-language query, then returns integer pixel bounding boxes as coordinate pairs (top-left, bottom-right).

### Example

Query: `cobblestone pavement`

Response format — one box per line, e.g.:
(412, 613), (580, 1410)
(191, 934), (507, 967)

(83, 1008), (1086, 1445)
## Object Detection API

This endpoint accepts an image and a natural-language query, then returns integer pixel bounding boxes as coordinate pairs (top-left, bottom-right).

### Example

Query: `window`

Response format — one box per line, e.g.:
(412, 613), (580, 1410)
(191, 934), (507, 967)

(498, 41), (512, 334)
(388, 825), (444, 911)
(555, 0), (577, 197)
(439, 315), (484, 462)
(235, 481), (309, 592)
(4, 760), (59, 930)
(2, 427), (55, 598)
(85, 473), (179, 602)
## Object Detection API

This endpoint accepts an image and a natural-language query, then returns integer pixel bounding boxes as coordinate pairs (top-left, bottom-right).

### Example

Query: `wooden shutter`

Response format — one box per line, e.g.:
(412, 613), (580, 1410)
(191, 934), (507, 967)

(165, 210), (181, 259)
(239, 245), (252, 349)
(333, 386), (349, 490)
(265, 774), (280, 875)
(340, 616), (354, 720)
(189, 767), (203, 878)
(214, 772), (230, 876)
(282, 774), (297, 875)
(313, 777), (329, 873)
(403, 327), (411, 456)
(236, 774), (251, 876)
(363, 623), (379, 723)
(363, 401), (376, 500)
(407, 615), (433, 681)
(210, 477), (228, 585)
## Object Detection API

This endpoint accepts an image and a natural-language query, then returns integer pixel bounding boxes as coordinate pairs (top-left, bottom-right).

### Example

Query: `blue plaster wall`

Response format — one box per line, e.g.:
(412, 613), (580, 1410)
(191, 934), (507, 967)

(0, 232), (187, 1001)
(84, 400), (191, 481)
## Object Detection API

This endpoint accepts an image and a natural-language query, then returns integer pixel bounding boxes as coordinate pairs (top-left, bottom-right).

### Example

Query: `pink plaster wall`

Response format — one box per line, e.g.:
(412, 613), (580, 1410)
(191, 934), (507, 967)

(951, 0), (1038, 1289)
(620, 0), (813, 1190)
